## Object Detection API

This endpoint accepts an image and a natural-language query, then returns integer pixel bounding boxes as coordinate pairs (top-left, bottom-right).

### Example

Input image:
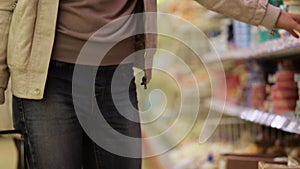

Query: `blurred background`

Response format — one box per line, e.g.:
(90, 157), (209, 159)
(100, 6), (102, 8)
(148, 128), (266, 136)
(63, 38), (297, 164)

(2, 0), (300, 169)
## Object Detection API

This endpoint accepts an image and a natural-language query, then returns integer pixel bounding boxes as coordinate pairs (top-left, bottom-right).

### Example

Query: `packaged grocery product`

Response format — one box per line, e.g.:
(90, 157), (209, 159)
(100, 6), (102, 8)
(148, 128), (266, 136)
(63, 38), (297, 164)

(250, 84), (267, 109)
(271, 86), (298, 99)
(272, 70), (299, 115)
(273, 99), (297, 115)
(276, 81), (298, 90)
(288, 157), (300, 167)
(226, 74), (240, 102)
(259, 162), (300, 169)
(233, 20), (251, 48)
(220, 154), (286, 169)
(258, 156), (300, 169)
(273, 103), (296, 115)
(277, 72), (296, 82)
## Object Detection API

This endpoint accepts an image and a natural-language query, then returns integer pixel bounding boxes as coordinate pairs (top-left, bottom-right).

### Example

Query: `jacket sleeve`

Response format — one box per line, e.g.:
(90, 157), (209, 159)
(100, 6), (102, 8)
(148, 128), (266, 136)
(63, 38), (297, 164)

(195, 0), (281, 30)
(0, 0), (16, 90)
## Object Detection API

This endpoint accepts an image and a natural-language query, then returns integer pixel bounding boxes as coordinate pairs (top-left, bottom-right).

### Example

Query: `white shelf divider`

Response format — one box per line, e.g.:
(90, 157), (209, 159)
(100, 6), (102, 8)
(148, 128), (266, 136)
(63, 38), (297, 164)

(207, 100), (300, 134)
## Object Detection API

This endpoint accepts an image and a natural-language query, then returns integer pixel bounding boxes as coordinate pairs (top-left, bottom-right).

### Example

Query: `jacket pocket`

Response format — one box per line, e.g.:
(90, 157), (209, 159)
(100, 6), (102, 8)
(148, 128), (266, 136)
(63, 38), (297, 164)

(7, 0), (38, 69)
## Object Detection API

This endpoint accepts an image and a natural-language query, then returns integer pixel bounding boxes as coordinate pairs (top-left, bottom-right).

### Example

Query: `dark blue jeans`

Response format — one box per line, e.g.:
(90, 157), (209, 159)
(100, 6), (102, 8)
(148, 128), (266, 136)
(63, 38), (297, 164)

(13, 61), (141, 169)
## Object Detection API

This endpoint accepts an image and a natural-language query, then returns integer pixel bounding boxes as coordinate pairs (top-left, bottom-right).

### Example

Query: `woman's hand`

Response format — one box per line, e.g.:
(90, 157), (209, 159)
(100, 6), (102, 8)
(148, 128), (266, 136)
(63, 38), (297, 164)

(275, 12), (300, 38)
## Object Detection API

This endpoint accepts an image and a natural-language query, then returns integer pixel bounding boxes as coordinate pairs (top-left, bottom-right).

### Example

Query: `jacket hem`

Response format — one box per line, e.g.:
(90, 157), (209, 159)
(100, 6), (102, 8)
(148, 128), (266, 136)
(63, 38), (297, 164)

(10, 68), (46, 100)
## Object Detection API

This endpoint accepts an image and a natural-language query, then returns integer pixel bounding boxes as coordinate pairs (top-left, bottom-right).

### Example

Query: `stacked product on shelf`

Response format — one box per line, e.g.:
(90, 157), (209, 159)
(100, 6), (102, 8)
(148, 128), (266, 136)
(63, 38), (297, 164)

(269, 0), (284, 8)
(222, 61), (267, 108)
(225, 73), (240, 103)
(272, 71), (298, 115)
(250, 83), (266, 109)
(214, 61), (242, 103)
(245, 61), (266, 108)
(272, 60), (299, 115)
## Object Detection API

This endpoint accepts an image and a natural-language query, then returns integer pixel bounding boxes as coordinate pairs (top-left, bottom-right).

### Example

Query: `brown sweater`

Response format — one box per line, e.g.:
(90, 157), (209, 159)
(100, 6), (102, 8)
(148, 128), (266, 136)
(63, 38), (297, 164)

(51, 0), (137, 66)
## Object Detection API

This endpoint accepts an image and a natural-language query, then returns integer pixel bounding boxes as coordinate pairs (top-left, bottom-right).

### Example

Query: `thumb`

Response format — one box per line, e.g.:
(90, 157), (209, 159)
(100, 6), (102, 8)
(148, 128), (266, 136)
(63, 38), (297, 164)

(0, 88), (5, 105)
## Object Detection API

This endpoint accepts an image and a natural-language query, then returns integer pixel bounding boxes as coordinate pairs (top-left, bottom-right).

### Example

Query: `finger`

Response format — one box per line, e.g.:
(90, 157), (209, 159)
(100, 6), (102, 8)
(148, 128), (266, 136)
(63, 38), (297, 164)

(286, 18), (300, 37)
(293, 24), (300, 35)
(289, 29), (299, 38)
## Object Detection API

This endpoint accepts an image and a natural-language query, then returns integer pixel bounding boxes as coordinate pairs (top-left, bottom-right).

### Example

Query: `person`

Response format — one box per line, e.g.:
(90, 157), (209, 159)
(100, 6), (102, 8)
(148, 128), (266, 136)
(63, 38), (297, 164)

(0, 0), (300, 169)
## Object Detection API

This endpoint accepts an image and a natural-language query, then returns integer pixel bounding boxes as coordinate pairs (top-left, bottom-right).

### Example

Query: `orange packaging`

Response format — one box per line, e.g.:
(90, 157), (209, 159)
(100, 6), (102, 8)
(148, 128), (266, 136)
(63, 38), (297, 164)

(276, 81), (298, 90)
(276, 72), (296, 82)
(273, 99), (297, 109)
(273, 107), (295, 115)
(271, 90), (298, 99)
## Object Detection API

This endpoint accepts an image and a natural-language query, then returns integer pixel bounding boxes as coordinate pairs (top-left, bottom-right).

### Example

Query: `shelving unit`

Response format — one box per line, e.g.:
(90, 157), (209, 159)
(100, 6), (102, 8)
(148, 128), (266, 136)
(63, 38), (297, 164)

(143, 1), (300, 167)
(204, 35), (300, 135)
(207, 99), (300, 134)
(205, 36), (300, 63)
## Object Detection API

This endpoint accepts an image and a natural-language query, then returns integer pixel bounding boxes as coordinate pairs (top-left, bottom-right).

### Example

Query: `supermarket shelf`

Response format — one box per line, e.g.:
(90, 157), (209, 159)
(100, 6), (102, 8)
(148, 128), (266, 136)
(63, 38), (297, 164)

(207, 100), (300, 134)
(205, 36), (300, 63)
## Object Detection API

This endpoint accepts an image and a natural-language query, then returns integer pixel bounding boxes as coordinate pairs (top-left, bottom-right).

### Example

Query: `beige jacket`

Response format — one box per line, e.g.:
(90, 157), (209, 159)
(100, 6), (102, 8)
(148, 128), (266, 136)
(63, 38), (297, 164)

(0, 0), (280, 103)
